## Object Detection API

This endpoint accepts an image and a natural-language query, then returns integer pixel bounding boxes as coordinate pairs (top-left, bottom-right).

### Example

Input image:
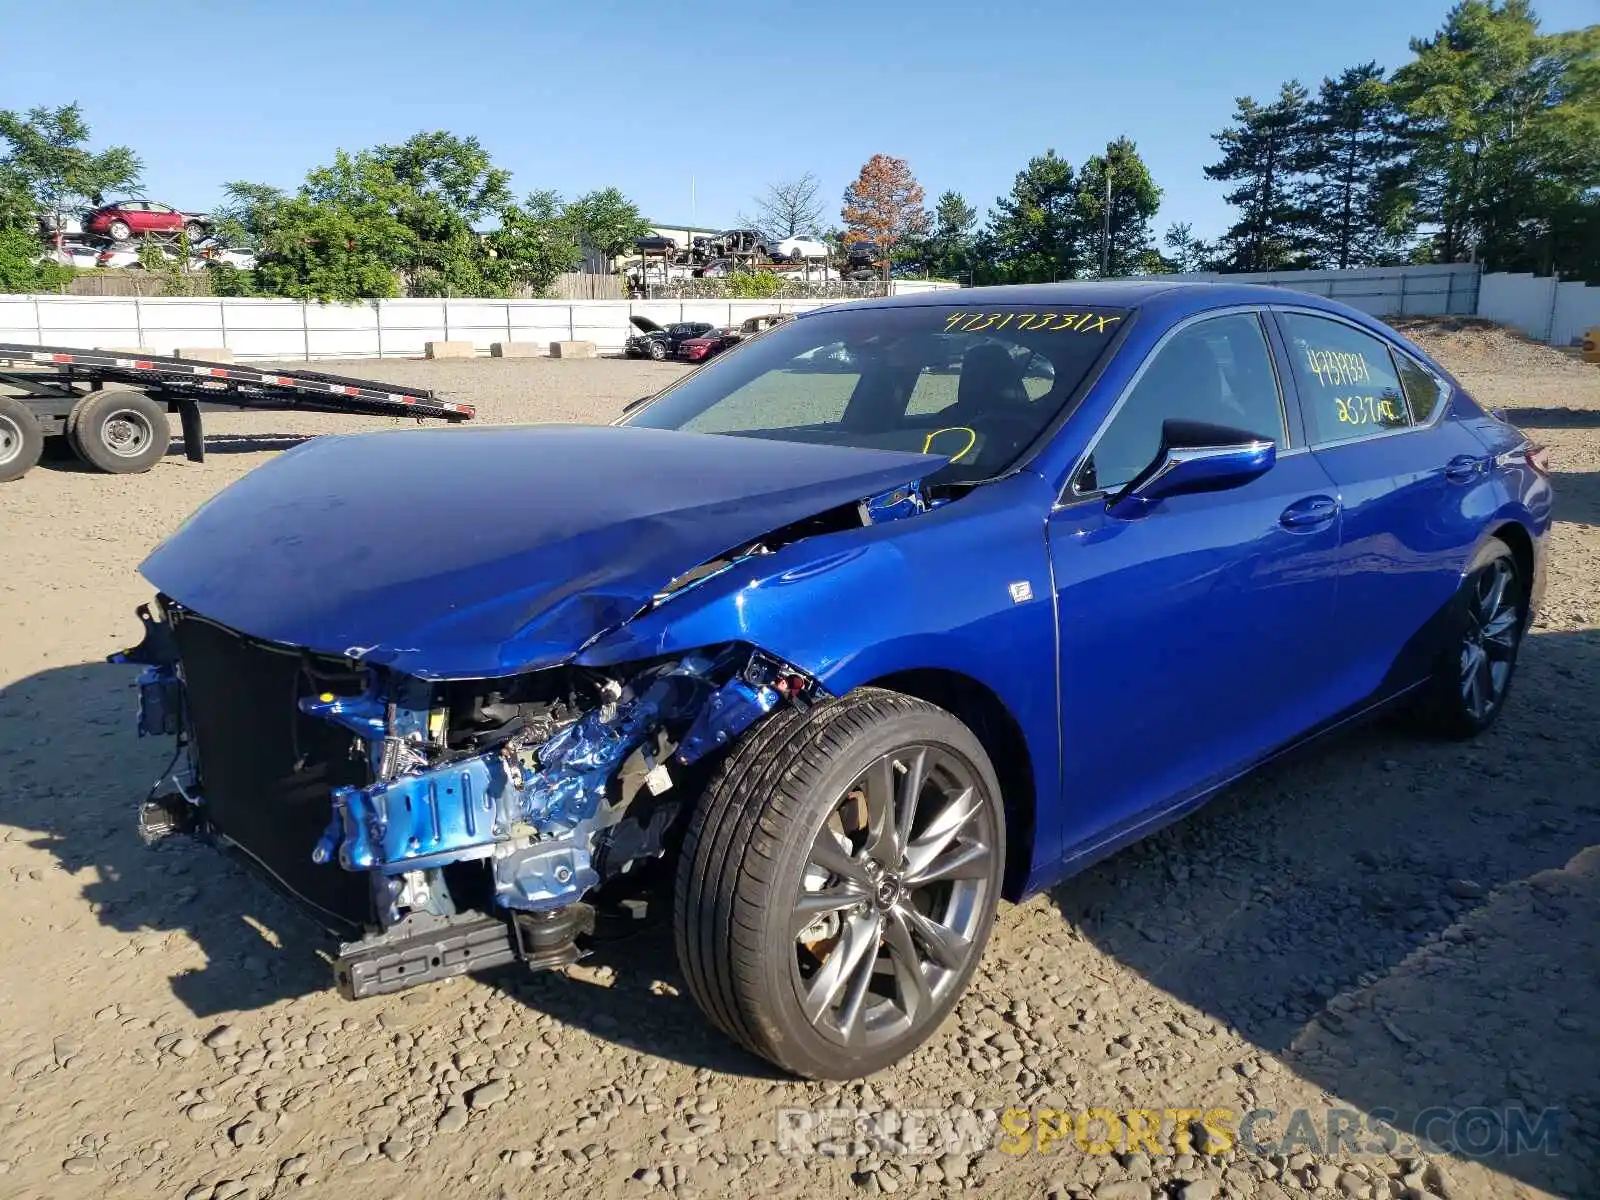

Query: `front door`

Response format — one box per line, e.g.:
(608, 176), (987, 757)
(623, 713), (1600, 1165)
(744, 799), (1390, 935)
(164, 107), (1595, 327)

(1046, 310), (1346, 862)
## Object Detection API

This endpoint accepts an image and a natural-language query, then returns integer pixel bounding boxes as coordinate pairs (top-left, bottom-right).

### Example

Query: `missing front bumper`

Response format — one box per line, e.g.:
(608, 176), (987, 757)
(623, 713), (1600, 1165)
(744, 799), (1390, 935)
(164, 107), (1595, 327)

(332, 904), (595, 1000)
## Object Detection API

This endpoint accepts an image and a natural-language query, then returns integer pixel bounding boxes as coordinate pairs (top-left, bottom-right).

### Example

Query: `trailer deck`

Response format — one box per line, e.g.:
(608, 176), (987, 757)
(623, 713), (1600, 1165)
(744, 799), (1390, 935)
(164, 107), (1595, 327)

(0, 344), (474, 482)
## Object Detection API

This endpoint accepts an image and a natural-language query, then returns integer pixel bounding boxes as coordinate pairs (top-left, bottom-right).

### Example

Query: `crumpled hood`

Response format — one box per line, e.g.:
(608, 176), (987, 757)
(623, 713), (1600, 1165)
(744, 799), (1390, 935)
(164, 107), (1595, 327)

(141, 424), (943, 679)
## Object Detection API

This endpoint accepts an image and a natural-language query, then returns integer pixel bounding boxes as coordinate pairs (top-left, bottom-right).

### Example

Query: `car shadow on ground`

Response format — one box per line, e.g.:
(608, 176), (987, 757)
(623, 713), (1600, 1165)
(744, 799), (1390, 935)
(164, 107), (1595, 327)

(3, 629), (1597, 1125)
(1048, 626), (1600, 1198)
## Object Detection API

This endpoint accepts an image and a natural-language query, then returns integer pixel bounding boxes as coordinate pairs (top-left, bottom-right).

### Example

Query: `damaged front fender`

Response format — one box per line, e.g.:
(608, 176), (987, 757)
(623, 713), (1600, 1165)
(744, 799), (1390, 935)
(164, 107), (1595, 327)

(304, 644), (821, 914)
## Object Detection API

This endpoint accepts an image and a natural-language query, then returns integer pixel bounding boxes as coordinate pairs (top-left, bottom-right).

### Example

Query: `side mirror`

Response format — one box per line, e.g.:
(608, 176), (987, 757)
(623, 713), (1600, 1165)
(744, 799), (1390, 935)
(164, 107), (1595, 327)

(1107, 419), (1276, 520)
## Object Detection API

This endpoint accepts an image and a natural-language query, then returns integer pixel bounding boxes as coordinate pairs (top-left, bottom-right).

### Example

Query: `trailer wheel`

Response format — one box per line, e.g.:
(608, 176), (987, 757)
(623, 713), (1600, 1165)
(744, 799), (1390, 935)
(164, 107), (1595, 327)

(69, 390), (170, 474)
(0, 396), (44, 483)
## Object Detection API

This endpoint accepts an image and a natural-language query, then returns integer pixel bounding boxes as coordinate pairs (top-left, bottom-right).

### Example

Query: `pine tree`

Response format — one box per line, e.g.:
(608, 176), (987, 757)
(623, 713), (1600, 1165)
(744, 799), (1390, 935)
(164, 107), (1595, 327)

(1076, 137), (1164, 276)
(1203, 82), (1315, 271)
(985, 150), (1081, 282)
(1300, 63), (1414, 268)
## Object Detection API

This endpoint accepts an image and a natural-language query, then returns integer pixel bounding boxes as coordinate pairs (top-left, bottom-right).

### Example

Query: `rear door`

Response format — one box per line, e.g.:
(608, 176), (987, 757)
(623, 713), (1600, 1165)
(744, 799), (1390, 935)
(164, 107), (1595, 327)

(142, 202), (181, 233)
(1272, 308), (1491, 706)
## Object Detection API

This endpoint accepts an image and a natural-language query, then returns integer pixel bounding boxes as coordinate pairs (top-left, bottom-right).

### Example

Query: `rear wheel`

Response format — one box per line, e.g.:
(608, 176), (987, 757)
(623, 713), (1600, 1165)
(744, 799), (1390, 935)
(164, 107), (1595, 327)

(0, 397), (44, 483)
(183, 221), (205, 240)
(68, 390), (169, 474)
(676, 689), (1005, 1078)
(1405, 539), (1526, 738)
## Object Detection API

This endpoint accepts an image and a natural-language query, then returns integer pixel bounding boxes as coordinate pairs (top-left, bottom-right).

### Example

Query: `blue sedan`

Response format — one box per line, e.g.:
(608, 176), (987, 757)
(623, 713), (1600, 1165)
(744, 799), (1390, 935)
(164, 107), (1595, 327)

(118, 282), (1552, 1079)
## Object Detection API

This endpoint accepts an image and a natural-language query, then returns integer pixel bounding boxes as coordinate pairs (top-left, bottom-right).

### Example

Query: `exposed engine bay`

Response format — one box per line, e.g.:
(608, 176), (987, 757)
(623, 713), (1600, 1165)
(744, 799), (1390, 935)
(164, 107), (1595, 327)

(116, 597), (823, 999)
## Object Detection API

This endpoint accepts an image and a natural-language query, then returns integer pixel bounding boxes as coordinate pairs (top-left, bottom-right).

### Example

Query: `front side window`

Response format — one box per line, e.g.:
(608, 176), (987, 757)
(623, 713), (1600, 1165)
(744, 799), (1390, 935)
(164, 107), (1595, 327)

(1076, 312), (1286, 494)
(1279, 313), (1412, 445)
(624, 304), (1130, 485)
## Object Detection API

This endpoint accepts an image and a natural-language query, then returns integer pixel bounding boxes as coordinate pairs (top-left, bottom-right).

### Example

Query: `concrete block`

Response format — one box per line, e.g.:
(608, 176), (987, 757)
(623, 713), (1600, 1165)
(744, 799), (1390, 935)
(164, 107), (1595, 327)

(174, 347), (235, 363)
(1582, 327), (1599, 364)
(548, 340), (598, 359)
(425, 340), (475, 360)
(490, 342), (543, 359)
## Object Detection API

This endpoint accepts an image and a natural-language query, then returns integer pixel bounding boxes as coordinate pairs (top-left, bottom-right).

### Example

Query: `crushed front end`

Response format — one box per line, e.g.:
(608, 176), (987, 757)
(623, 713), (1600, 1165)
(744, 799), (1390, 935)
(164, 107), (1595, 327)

(113, 596), (821, 1000)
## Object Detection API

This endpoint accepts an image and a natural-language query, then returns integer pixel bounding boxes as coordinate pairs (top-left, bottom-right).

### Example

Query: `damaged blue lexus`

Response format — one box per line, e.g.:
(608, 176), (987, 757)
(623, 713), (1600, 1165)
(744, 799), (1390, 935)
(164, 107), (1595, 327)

(115, 282), (1552, 1079)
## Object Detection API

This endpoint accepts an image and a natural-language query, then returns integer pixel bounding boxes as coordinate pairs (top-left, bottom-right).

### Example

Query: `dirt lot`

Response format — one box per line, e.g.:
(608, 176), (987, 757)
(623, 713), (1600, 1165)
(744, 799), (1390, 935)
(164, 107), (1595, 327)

(1, 325), (1597, 1200)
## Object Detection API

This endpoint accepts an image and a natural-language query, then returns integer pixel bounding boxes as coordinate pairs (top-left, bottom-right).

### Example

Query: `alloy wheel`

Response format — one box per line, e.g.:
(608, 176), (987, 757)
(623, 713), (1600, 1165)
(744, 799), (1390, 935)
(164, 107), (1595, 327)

(791, 745), (997, 1049)
(1460, 557), (1521, 722)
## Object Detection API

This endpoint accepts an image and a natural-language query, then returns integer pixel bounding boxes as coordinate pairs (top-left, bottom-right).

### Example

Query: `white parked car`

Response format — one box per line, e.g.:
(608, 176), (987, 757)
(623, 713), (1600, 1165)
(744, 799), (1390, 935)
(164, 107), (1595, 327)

(774, 236), (828, 262)
(37, 241), (103, 269)
(95, 244), (145, 270)
(195, 241), (258, 270)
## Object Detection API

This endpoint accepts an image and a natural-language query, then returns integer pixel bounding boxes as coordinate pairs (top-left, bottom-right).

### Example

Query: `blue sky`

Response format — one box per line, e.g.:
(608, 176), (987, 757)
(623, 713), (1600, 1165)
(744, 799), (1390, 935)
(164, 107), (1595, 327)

(3, 0), (1594, 241)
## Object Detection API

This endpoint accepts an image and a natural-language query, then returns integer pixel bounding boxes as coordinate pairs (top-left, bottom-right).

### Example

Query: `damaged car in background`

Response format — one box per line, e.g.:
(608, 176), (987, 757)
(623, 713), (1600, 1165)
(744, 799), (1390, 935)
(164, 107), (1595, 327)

(115, 282), (1551, 1079)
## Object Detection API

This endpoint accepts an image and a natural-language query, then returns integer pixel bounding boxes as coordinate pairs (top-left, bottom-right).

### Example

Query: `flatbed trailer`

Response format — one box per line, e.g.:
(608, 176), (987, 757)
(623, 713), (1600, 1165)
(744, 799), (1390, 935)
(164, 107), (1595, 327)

(0, 344), (475, 483)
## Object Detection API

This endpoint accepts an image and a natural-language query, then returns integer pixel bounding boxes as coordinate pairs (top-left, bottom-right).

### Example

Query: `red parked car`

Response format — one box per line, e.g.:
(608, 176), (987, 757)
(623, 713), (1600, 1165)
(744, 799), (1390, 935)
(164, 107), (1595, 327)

(676, 312), (793, 363)
(85, 201), (211, 241)
(677, 326), (740, 363)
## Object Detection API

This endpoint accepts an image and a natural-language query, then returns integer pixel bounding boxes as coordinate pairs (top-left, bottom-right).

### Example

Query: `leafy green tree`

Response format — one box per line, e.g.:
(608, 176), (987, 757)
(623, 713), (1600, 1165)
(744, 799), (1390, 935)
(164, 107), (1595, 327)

(565, 187), (652, 268)
(0, 103), (140, 242)
(1076, 137), (1164, 276)
(1300, 63), (1414, 268)
(0, 226), (73, 292)
(985, 149), (1081, 282)
(226, 132), (588, 301)
(485, 189), (583, 295)
(1391, 2), (1600, 275)
(1204, 82), (1315, 271)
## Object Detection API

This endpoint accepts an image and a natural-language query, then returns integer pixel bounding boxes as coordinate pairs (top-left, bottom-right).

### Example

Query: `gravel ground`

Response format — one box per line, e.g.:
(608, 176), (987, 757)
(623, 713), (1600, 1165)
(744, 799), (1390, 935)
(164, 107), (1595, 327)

(1, 326), (1597, 1200)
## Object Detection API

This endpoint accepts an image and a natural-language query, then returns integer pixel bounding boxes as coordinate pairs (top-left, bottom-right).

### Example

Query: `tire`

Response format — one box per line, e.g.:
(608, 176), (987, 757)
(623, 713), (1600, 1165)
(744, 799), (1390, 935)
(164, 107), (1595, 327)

(1404, 539), (1526, 739)
(183, 221), (205, 239)
(647, 340), (668, 361)
(68, 390), (169, 474)
(675, 688), (1006, 1079)
(0, 397), (44, 483)
(107, 220), (131, 240)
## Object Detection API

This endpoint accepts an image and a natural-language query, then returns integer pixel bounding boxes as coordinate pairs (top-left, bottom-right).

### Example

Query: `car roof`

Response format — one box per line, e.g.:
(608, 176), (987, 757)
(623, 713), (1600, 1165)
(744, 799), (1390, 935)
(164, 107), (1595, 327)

(804, 280), (1367, 323)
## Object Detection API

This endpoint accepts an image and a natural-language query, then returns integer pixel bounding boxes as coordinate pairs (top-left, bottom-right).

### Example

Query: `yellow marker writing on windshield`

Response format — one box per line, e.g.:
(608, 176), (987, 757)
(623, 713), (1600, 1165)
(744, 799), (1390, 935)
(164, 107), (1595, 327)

(923, 426), (978, 462)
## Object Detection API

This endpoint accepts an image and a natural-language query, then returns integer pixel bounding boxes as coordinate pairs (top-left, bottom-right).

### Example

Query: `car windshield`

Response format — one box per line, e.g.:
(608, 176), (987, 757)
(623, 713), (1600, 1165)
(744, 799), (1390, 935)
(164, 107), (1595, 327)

(623, 303), (1131, 484)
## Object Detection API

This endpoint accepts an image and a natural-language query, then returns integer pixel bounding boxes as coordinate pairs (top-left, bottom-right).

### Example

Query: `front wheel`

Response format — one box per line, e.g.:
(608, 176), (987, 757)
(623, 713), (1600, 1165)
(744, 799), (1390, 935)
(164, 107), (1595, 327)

(647, 340), (668, 361)
(675, 689), (1005, 1078)
(107, 219), (131, 240)
(1405, 539), (1526, 738)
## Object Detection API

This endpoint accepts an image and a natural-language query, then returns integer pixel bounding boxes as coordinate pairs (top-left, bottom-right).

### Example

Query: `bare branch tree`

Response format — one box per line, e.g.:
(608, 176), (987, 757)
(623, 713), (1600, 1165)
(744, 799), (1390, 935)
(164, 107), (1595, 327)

(753, 172), (823, 240)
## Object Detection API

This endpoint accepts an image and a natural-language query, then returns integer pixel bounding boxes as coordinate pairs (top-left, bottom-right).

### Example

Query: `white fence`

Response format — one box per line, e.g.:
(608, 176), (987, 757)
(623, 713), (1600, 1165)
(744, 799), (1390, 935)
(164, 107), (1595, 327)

(0, 296), (851, 360)
(1145, 264), (1482, 318)
(1478, 272), (1600, 347)
(0, 281), (954, 361)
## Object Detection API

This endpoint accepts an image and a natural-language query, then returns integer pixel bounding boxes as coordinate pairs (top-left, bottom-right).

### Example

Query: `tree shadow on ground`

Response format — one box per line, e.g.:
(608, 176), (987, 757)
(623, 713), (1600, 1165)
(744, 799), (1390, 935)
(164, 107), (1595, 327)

(1047, 627), (1600, 1198)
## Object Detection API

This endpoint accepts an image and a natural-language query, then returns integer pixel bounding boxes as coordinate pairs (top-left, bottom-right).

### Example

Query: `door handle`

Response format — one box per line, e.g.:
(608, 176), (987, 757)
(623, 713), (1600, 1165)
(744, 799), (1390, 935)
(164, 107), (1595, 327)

(1445, 454), (1488, 483)
(1280, 495), (1339, 529)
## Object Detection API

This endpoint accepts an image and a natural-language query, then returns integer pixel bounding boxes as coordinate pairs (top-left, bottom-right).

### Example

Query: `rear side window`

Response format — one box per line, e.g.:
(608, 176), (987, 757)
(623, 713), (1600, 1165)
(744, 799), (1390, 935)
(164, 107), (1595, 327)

(1394, 354), (1444, 423)
(1279, 314), (1411, 445)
